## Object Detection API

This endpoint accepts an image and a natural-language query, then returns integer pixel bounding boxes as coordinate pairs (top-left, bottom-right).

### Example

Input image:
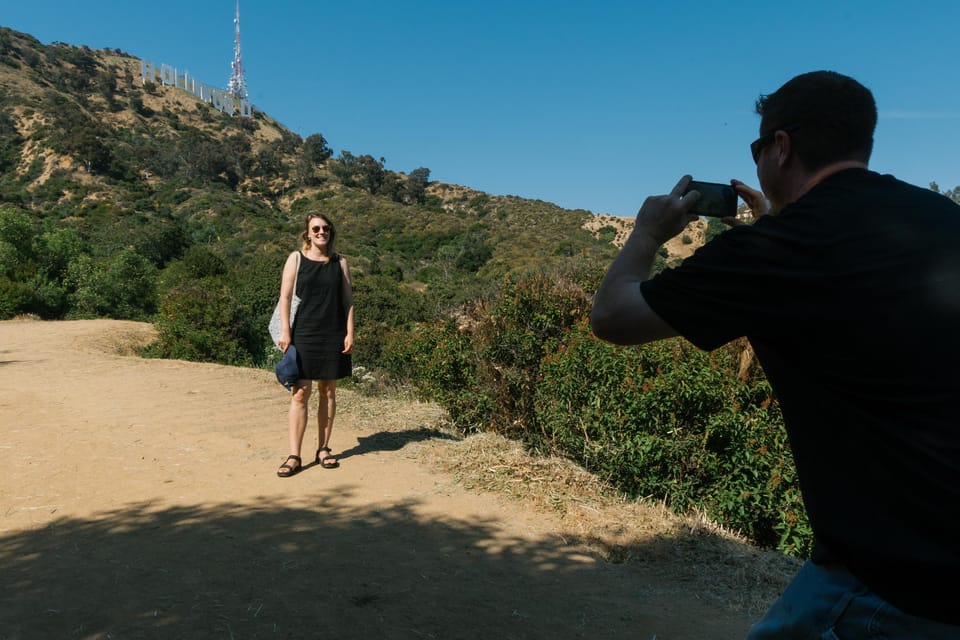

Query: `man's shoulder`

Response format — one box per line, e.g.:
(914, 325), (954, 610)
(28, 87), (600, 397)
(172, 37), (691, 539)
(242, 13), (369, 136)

(805, 168), (940, 202)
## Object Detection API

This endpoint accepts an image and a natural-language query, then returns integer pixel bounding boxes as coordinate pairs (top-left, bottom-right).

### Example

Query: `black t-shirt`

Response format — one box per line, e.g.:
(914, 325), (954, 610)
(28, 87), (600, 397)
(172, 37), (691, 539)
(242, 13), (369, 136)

(641, 169), (960, 623)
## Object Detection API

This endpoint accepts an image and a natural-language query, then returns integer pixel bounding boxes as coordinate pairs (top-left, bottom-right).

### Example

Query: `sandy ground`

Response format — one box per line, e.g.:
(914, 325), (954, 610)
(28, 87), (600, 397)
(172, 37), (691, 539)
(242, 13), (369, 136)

(0, 319), (791, 640)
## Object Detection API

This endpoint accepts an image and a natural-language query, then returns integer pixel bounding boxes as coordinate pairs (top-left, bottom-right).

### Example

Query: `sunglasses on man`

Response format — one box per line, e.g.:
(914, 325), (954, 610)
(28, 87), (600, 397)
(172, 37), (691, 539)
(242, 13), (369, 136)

(750, 124), (802, 164)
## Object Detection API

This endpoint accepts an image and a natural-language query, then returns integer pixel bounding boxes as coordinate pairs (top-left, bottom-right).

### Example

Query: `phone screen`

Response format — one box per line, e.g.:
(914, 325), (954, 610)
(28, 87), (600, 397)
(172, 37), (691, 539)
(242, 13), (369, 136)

(685, 180), (737, 217)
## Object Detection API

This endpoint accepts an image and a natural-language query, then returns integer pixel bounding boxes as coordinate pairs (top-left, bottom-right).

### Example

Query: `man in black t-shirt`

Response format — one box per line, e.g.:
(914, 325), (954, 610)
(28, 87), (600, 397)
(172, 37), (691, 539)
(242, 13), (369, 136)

(591, 71), (960, 638)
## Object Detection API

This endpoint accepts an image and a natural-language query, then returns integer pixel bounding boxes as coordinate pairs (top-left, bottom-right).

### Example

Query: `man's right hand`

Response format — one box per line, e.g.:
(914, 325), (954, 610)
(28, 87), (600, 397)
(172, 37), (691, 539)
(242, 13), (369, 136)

(634, 174), (700, 244)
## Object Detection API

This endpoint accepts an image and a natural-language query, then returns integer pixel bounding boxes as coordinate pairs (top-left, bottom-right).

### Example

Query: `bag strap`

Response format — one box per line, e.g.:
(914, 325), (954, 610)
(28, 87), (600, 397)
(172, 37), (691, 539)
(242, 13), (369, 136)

(292, 251), (301, 295)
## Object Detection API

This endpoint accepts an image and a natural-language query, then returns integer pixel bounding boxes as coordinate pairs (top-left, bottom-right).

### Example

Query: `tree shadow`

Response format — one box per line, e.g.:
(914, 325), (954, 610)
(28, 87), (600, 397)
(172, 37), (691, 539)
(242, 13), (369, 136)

(1, 492), (757, 639)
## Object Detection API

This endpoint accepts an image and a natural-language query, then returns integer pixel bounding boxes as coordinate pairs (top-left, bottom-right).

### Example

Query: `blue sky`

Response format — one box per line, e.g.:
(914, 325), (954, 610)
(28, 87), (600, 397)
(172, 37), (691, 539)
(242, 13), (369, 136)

(4, 1), (960, 217)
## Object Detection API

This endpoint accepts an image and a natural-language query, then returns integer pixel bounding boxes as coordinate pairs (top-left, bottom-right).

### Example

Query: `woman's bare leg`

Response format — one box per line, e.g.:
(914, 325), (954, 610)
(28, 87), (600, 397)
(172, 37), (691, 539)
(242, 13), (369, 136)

(316, 379), (338, 465)
(287, 379), (312, 457)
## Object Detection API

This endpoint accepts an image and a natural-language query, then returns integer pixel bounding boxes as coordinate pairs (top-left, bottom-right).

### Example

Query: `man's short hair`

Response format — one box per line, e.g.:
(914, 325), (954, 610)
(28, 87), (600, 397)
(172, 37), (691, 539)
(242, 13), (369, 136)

(755, 71), (877, 171)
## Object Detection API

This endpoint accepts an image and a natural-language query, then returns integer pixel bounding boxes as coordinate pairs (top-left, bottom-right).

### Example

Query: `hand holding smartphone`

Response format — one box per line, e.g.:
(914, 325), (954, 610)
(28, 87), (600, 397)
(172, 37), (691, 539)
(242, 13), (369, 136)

(684, 180), (737, 218)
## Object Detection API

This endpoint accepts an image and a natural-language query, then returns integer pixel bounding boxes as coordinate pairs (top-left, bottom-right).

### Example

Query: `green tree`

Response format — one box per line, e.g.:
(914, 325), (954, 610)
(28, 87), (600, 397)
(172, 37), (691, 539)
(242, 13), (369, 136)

(293, 133), (331, 187)
(329, 152), (387, 194)
(95, 69), (118, 108)
(0, 211), (85, 318)
(222, 134), (252, 188)
(26, 227), (84, 317)
(177, 130), (231, 185)
(158, 246), (228, 295)
(38, 227), (82, 281)
(357, 155), (386, 195)
(302, 133), (332, 164)
(0, 207), (38, 273)
(328, 150), (359, 185)
(253, 147), (281, 182)
(929, 181), (960, 204)
(405, 167), (430, 204)
(138, 221), (188, 269)
(229, 251), (289, 364)
(454, 232), (493, 272)
(67, 249), (158, 320)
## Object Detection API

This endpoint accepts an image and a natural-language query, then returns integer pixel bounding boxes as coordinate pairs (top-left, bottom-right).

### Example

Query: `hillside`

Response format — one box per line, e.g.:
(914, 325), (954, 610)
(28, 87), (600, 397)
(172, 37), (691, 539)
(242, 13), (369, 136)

(584, 213), (711, 258)
(0, 23), (727, 377)
(0, 25), (704, 285)
(0, 26), (629, 278)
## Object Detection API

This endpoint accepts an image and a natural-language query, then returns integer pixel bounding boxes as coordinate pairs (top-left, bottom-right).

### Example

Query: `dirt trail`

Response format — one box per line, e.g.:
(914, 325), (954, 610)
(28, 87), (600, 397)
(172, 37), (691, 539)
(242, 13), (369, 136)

(0, 319), (790, 639)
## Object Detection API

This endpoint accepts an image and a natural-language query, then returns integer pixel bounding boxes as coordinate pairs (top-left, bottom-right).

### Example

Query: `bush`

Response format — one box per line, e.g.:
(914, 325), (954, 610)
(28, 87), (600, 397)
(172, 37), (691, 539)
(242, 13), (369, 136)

(149, 278), (254, 366)
(384, 269), (591, 436)
(472, 271), (592, 436)
(0, 277), (31, 318)
(381, 319), (495, 432)
(66, 249), (157, 320)
(229, 251), (289, 366)
(534, 324), (809, 554)
(352, 273), (429, 368)
(382, 270), (812, 556)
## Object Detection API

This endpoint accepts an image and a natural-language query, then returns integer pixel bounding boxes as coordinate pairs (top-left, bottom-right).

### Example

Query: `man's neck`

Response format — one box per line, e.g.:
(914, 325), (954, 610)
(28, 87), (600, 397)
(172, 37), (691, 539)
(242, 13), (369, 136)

(798, 160), (868, 199)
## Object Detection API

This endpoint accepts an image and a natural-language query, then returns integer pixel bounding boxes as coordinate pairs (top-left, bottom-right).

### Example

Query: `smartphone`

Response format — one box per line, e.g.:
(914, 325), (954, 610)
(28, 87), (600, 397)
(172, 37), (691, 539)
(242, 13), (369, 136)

(685, 180), (737, 218)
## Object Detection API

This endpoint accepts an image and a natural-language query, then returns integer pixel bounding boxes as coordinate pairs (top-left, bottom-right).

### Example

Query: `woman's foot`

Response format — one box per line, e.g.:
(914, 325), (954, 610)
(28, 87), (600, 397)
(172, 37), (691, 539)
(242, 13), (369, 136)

(316, 447), (339, 469)
(277, 455), (302, 477)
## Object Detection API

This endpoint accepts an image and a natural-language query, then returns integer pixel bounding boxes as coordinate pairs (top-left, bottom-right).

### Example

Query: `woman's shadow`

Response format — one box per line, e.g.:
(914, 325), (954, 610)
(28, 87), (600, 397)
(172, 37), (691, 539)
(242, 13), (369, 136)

(323, 427), (460, 464)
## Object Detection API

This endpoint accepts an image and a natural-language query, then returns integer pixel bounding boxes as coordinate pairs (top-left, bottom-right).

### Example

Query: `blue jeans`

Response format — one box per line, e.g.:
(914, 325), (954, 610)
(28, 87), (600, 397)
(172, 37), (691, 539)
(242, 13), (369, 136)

(746, 559), (960, 639)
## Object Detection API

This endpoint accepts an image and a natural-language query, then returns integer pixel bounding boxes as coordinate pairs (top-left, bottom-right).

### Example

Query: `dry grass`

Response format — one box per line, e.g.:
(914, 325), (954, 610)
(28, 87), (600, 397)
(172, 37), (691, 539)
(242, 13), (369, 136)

(67, 319), (159, 357)
(403, 429), (798, 615)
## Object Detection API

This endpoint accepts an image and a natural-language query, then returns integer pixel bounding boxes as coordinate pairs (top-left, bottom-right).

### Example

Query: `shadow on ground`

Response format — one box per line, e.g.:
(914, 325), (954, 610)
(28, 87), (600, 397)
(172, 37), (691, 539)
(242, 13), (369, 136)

(0, 491), (758, 640)
(335, 427), (460, 462)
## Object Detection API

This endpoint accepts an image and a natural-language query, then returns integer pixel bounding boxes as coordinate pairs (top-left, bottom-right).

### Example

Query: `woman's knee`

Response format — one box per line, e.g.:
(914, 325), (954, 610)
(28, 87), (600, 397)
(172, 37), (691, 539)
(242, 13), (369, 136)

(291, 382), (312, 403)
(317, 380), (337, 398)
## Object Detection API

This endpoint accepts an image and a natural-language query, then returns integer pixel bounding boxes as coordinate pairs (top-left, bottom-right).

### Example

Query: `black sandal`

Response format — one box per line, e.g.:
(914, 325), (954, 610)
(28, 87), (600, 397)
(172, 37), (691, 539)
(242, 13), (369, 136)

(277, 455), (302, 477)
(315, 447), (339, 469)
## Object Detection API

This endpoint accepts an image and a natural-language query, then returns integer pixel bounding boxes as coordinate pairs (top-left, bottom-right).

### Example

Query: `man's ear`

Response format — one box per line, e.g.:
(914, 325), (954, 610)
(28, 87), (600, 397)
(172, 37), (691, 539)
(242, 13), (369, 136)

(774, 129), (793, 167)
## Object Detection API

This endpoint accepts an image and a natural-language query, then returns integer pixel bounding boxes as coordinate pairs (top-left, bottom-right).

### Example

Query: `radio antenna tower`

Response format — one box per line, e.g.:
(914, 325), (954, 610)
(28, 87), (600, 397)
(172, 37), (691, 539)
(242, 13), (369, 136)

(227, 0), (248, 101)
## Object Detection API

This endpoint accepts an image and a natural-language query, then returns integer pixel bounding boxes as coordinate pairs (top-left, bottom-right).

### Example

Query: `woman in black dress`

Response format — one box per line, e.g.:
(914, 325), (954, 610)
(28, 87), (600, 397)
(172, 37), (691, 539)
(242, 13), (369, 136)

(275, 213), (354, 477)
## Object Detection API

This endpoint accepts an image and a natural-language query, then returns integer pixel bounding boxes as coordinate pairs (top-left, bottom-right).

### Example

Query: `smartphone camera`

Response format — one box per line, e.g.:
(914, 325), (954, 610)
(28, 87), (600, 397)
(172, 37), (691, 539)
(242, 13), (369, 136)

(685, 180), (737, 218)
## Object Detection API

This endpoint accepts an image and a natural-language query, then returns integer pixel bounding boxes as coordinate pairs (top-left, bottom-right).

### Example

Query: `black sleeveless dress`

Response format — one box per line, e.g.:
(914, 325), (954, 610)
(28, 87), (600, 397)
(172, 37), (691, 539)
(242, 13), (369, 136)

(291, 252), (352, 380)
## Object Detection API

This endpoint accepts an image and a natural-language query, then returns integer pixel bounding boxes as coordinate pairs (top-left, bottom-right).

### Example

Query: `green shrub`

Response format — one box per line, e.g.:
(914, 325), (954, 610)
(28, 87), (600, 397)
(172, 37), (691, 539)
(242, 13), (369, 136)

(149, 278), (253, 366)
(0, 207), (37, 269)
(0, 277), (31, 318)
(382, 319), (496, 432)
(385, 269), (592, 436)
(352, 273), (429, 368)
(228, 251), (288, 366)
(383, 271), (812, 556)
(472, 271), (592, 436)
(534, 323), (810, 555)
(66, 249), (157, 320)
